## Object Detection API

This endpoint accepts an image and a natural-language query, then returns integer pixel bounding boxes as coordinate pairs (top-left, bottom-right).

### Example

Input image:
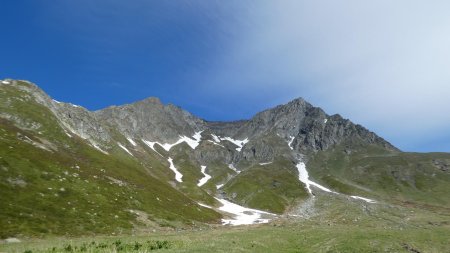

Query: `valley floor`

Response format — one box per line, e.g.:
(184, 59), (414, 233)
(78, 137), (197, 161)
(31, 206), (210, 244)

(0, 222), (448, 253)
(2, 195), (449, 253)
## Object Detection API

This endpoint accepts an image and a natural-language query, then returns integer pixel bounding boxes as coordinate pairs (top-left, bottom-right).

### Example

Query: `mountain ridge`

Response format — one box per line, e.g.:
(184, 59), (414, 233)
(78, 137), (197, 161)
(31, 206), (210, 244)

(1, 78), (448, 239)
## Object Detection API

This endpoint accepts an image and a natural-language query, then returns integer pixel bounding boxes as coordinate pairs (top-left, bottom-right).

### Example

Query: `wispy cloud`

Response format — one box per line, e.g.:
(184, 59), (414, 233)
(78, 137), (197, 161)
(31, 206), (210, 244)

(193, 0), (450, 151)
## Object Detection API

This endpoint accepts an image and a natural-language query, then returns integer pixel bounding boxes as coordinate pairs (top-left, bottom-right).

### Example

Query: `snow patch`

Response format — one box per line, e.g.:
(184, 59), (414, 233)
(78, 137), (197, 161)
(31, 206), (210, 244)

(220, 137), (249, 152)
(216, 184), (224, 189)
(147, 131), (203, 152)
(118, 143), (134, 156)
(324, 118), (328, 124)
(52, 99), (61, 104)
(259, 162), (273, 166)
(207, 140), (225, 148)
(167, 157), (183, 182)
(198, 203), (213, 209)
(91, 143), (108, 155)
(127, 137), (137, 146)
(350, 195), (376, 203)
(228, 164), (240, 174)
(197, 165), (211, 187)
(216, 198), (275, 225)
(288, 136), (295, 150)
(211, 134), (221, 143)
(142, 139), (163, 157)
(296, 162), (336, 195)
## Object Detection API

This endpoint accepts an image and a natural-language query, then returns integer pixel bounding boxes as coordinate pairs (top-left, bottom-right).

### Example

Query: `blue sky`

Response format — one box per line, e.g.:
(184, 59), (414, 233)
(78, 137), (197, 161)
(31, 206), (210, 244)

(1, 1), (450, 152)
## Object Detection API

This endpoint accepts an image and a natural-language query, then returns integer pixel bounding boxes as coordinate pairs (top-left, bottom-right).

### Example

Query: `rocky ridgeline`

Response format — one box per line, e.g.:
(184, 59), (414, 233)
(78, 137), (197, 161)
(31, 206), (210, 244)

(1, 79), (397, 164)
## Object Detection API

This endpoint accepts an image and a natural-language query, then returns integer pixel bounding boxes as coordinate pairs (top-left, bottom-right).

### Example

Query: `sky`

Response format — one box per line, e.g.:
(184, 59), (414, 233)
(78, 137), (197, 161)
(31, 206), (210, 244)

(1, 0), (450, 152)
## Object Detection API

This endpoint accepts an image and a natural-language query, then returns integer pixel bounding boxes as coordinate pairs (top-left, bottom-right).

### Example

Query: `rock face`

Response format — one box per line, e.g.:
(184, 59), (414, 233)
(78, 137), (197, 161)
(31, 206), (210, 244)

(1, 80), (397, 162)
(94, 97), (205, 142)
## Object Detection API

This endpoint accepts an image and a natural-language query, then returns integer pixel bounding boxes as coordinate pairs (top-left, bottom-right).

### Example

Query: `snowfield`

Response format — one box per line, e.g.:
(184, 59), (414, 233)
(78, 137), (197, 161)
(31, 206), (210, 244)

(296, 162), (335, 194)
(215, 198), (276, 225)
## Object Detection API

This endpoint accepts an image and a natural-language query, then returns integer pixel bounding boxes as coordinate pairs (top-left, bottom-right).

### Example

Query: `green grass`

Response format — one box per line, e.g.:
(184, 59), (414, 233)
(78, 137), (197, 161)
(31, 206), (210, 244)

(2, 195), (449, 252)
(223, 157), (309, 214)
(307, 142), (450, 210)
(0, 82), (222, 238)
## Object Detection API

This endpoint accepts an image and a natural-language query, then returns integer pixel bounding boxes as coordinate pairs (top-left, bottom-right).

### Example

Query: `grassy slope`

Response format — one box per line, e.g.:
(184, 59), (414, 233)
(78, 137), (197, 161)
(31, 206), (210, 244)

(307, 142), (450, 210)
(0, 82), (221, 238)
(223, 157), (309, 214)
(2, 194), (449, 252)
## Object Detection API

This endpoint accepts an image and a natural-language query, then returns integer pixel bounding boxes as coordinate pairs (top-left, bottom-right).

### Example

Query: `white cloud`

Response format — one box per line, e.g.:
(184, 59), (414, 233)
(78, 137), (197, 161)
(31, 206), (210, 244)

(196, 0), (450, 151)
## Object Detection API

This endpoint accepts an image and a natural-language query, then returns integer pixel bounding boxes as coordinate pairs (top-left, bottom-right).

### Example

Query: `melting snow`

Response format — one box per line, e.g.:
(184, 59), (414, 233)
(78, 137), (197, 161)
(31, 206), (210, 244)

(211, 134), (221, 143)
(228, 164), (240, 174)
(145, 131), (203, 152)
(198, 203), (213, 209)
(52, 99), (61, 104)
(216, 198), (275, 225)
(216, 184), (225, 189)
(296, 162), (336, 195)
(259, 162), (273, 166)
(167, 157), (183, 182)
(142, 140), (163, 157)
(91, 143), (108, 155)
(324, 118), (328, 124)
(350, 195), (376, 203)
(127, 137), (137, 146)
(1, 80), (11, 84)
(207, 140), (225, 148)
(220, 137), (249, 152)
(118, 143), (134, 156)
(288, 136), (295, 150)
(197, 165), (211, 187)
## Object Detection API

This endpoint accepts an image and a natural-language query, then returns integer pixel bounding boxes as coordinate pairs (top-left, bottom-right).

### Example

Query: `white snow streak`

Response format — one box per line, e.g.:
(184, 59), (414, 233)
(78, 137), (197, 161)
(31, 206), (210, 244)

(118, 143), (134, 156)
(288, 136), (295, 150)
(259, 162), (273, 166)
(216, 184), (225, 189)
(296, 162), (335, 195)
(198, 203), (213, 209)
(324, 118), (328, 124)
(220, 137), (249, 152)
(142, 139), (163, 157)
(197, 165), (211, 187)
(146, 131), (203, 152)
(216, 198), (275, 225)
(211, 134), (221, 143)
(52, 99), (61, 104)
(90, 142), (108, 155)
(127, 137), (137, 146)
(207, 140), (225, 148)
(350, 195), (376, 203)
(228, 164), (240, 174)
(167, 157), (183, 182)
(296, 162), (377, 204)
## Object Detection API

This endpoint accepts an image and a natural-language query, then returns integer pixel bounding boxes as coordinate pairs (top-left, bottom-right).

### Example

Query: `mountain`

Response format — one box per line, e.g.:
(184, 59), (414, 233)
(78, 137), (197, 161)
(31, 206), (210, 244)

(1, 79), (449, 238)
